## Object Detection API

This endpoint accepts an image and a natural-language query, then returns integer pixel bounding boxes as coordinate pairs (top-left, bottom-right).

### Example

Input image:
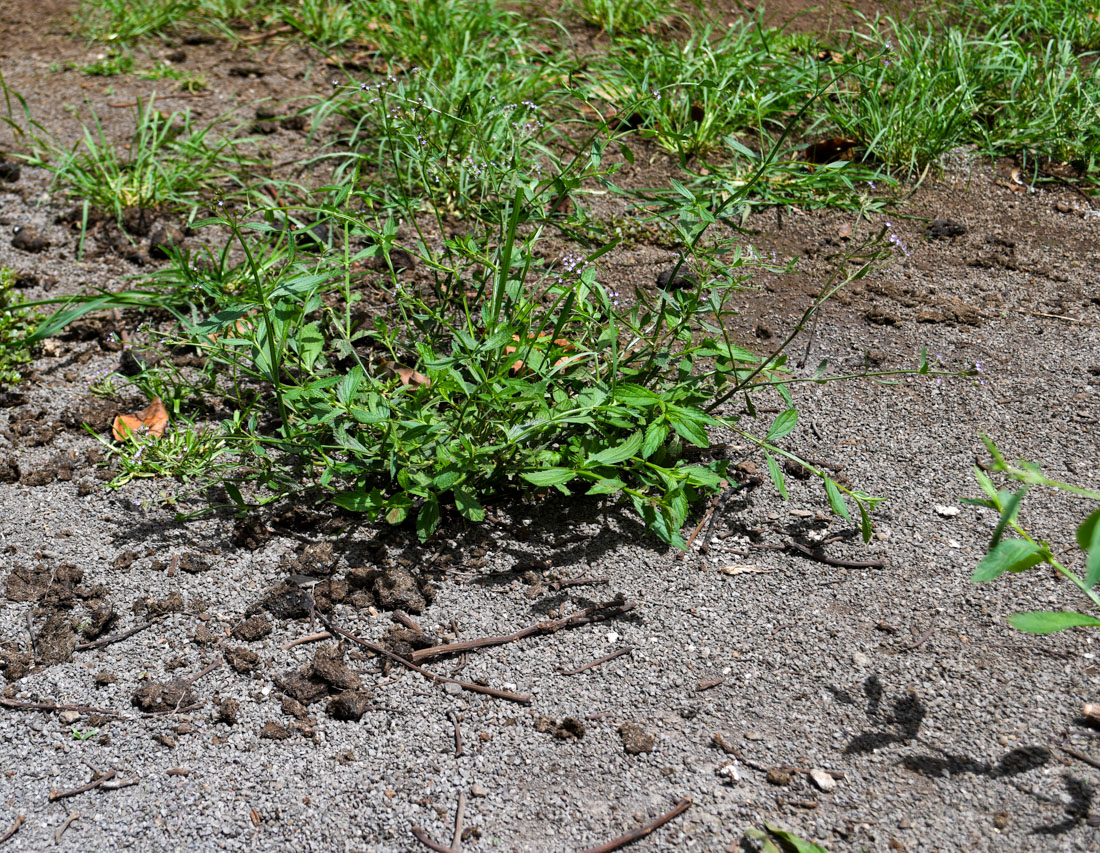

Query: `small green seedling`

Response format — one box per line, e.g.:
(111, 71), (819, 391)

(745, 823), (831, 852)
(967, 436), (1100, 634)
(71, 727), (99, 741)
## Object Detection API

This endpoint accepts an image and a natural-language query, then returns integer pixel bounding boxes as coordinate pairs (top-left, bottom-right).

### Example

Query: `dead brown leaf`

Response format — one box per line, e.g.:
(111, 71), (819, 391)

(379, 361), (430, 387)
(112, 398), (169, 441)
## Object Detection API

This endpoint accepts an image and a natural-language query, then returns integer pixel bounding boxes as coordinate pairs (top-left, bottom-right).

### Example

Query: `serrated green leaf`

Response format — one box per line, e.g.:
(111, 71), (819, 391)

(297, 321), (324, 371)
(453, 487), (485, 522)
(824, 479), (850, 521)
(682, 465), (724, 488)
(764, 450), (788, 500)
(642, 420), (669, 459)
(971, 539), (1044, 582)
(589, 431), (643, 466)
(521, 468), (576, 487)
(586, 477), (627, 496)
(667, 405), (711, 447)
(1006, 611), (1100, 634)
(766, 408), (798, 441)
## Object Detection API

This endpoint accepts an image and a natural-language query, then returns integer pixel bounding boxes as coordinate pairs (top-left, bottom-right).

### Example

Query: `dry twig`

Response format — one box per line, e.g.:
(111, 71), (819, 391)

(411, 596), (635, 663)
(559, 647), (633, 676)
(54, 812), (78, 844)
(280, 631), (332, 650)
(49, 770), (116, 801)
(787, 541), (884, 569)
(0, 815), (24, 845)
(447, 711), (464, 757)
(316, 613), (531, 704)
(451, 792), (466, 852)
(75, 621), (154, 652)
(411, 826), (460, 853)
(580, 798), (692, 853)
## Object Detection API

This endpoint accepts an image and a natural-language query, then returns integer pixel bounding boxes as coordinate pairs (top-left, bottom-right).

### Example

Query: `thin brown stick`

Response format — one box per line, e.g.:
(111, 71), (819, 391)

(280, 631), (332, 650)
(393, 611), (425, 632)
(107, 92), (212, 108)
(411, 826), (461, 853)
(75, 621), (153, 652)
(787, 542), (884, 569)
(579, 797), (692, 853)
(100, 776), (139, 791)
(54, 812), (78, 844)
(25, 611), (37, 662)
(49, 770), (116, 802)
(316, 613), (531, 704)
(1016, 308), (1098, 326)
(904, 615), (937, 650)
(0, 815), (24, 845)
(1057, 744), (1100, 771)
(411, 597), (634, 664)
(185, 661), (222, 685)
(448, 711), (464, 757)
(450, 792), (466, 852)
(681, 495), (720, 556)
(559, 647), (633, 676)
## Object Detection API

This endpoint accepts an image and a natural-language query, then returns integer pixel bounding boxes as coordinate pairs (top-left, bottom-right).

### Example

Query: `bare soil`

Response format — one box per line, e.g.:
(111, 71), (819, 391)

(1, 2), (1099, 852)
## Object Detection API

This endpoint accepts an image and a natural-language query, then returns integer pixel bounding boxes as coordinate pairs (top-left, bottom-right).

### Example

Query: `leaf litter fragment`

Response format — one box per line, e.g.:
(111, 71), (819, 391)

(112, 397), (169, 441)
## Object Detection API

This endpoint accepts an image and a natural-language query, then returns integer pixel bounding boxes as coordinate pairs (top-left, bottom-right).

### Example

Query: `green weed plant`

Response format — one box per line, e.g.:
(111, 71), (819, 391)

(968, 437), (1100, 634)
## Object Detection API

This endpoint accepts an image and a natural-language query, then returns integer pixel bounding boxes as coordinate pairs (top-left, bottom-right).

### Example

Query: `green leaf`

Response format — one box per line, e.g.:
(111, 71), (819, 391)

(588, 431), (644, 466)
(764, 450), (788, 500)
(766, 408), (798, 441)
(586, 477), (627, 496)
(521, 468), (576, 487)
(334, 488), (384, 514)
(758, 823), (831, 853)
(667, 405), (711, 447)
(618, 141), (634, 164)
(824, 479), (850, 521)
(682, 465), (724, 488)
(225, 483), (245, 507)
(385, 495), (413, 525)
(416, 494), (440, 542)
(453, 487), (485, 522)
(990, 486), (1028, 550)
(1076, 508), (1100, 588)
(971, 539), (1044, 583)
(271, 271), (331, 300)
(642, 420), (669, 459)
(297, 321), (324, 371)
(1006, 611), (1100, 634)
(857, 499), (873, 543)
(974, 468), (998, 502)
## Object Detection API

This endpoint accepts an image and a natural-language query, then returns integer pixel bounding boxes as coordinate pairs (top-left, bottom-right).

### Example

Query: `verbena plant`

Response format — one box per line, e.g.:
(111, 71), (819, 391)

(968, 437), (1100, 634)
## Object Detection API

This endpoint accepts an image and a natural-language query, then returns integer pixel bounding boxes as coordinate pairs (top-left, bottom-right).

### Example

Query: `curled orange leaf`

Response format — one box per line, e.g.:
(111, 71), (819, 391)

(112, 397), (169, 441)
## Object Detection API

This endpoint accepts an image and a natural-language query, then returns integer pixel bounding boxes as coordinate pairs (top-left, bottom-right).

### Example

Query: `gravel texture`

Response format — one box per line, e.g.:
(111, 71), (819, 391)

(2, 1), (1100, 851)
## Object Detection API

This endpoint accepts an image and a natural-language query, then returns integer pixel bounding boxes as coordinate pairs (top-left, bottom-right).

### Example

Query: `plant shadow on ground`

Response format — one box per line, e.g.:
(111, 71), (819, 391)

(828, 675), (1098, 834)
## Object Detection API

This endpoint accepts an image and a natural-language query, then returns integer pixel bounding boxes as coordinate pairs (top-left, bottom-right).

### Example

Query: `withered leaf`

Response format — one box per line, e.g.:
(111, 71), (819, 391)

(112, 398), (169, 441)
(379, 360), (430, 387)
